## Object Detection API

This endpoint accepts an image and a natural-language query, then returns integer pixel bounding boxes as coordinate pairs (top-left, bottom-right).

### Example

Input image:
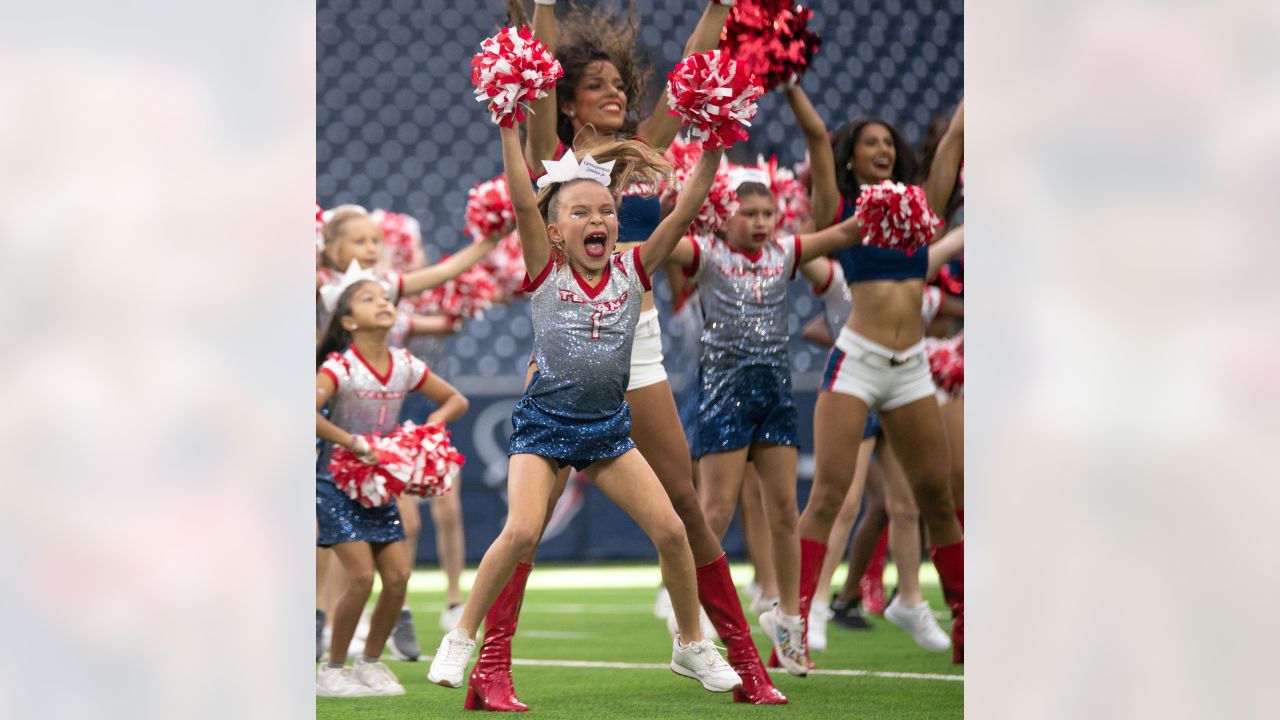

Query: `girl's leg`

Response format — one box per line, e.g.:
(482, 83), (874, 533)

(455, 454), (560, 637)
(836, 455), (888, 606)
(327, 541), (377, 666)
(798, 392), (871, 542)
(817, 438), (876, 604)
(316, 547), (331, 660)
(429, 489), (466, 606)
(878, 440), (924, 606)
(589, 450), (701, 642)
(364, 539), (412, 659)
(627, 383), (786, 703)
(746, 443), (801, 617)
(628, 381), (723, 565)
(740, 463), (779, 601)
(697, 447), (751, 539)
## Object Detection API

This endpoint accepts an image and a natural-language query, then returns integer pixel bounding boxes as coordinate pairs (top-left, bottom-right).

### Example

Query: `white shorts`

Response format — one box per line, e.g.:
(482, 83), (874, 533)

(627, 308), (668, 391)
(821, 328), (936, 411)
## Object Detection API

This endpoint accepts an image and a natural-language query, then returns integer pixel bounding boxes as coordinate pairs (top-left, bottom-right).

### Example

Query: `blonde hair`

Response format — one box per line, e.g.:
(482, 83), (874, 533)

(320, 205), (380, 270)
(535, 138), (672, 222)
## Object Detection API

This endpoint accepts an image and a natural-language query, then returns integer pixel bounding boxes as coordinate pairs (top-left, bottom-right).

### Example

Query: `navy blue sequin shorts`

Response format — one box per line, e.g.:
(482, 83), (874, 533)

(315, 477), (405, 547)
(695, 365), (799, 458)
(508, 395), (636, 471)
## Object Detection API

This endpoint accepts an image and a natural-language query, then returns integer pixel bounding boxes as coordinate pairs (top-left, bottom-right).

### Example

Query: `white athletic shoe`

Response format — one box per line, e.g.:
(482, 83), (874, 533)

(438, 603), (465, 633)
(653, 586), (673, 619)
(759, 607), (808, 676)
(884, 596), (951, 653)
(427, 628), (476, 688)
(748, 594), (779, 620)
(352, 659), (407, 696)
(670, 637), (742, 692)
(665, 609), (718, 642)
(316, 665), (377, 698)
(808, 601), (835, 652)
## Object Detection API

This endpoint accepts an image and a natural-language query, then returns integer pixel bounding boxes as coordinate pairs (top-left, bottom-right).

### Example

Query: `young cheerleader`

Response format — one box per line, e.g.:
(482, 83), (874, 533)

(427, 123), (742, 698)
(314, 279), (470, 697)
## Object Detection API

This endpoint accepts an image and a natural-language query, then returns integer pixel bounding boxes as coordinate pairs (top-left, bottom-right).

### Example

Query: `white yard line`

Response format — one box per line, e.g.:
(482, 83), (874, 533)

(417, 655), (962, 682)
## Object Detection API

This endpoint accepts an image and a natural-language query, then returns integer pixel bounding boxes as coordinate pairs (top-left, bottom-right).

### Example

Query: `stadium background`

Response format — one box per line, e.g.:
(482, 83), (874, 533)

(316, 0), (963, 564)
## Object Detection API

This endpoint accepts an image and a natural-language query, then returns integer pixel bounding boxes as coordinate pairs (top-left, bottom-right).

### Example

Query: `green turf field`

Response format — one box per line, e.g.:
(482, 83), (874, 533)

(317, 563), (963, 719)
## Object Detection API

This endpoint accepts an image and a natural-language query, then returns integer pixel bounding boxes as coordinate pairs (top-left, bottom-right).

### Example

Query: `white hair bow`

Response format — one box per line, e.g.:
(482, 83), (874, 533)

(320, 260), (378, 313)
(728, 165), (770, 191)
(536, 153), (616, 190)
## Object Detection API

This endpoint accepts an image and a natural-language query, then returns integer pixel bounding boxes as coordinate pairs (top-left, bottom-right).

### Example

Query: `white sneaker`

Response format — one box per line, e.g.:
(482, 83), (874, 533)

(884, 596), (951, 653)
(748, 594), (778, 619)
(438, 603), (465, 633)
(316, 664), (377, 697)
(759, 607), (808, 676)
(427, 628), (476, 688)
(670, 637), (742, 692)
(665, 608), (717, 642)
(653, 586), (673, 619)
(808, 601), (835, 652)
(352, 659), (407, 696)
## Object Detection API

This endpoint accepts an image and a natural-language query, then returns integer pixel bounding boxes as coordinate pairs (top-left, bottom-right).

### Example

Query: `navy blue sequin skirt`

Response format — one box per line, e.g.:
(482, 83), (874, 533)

(316, 477), (405, 547)
(508, 395), (636, 471)
(695, 365), (799, 458)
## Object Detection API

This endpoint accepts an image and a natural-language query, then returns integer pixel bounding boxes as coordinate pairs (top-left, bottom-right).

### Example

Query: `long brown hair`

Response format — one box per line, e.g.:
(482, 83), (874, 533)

(830, 118), (917, 198)
(553, 1), (651, 148)
(316, 279), (379, 368)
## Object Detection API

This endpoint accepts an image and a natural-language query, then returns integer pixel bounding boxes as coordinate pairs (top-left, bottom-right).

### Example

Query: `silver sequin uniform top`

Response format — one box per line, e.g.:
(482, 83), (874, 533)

(687, 235), (801, 374)
(317, 345), (427, 469)
(524, 247), (651, 420)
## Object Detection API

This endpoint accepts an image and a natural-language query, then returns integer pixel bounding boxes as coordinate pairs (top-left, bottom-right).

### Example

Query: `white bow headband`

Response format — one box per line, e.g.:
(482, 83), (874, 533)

(728, 166), (770, 191)
(319, 259), (379, 313)
(536, 153), (616, 190)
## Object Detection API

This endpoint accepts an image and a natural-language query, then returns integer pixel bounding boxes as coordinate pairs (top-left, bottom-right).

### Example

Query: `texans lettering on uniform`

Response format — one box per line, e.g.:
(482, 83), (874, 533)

(353, 389), (407, 400)
(556, 288), (630, 314)
(717, 264), (786, 279)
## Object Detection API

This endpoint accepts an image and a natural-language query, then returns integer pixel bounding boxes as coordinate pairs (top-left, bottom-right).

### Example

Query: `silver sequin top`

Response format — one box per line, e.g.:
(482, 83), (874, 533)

(523, 247), (651, 420)
(317, 345), (427, 468)
(687, 235), (801, 373)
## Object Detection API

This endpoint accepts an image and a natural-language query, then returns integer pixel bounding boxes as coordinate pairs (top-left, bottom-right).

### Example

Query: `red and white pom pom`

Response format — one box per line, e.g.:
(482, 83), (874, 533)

(396, 422), (466, 498)
(416, 262), (499, 321)
(465, 176), (515, 243)
(471, 26), (564, 128)
(370, 209), (425, 273)
(476, 230), (527, 301)
(689, 160), (740, 236)
(328, 434), (414, 508)
(316, 201), (326, 251)
(763, 156), (810, 235)
(719, 0), (822, 93)
(854, 181), (942, 251)
(666, 50), (762, 149)
(933, 261), (963, 296)
(925, 335), (965, 397)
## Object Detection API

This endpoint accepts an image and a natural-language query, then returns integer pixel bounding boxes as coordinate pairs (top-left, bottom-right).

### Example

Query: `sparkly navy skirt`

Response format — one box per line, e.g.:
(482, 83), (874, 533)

(863, 410), (883, 440)
(695, 364), (798, 458)
(315, 477), (405, 548)
(508, 395), (636, 472)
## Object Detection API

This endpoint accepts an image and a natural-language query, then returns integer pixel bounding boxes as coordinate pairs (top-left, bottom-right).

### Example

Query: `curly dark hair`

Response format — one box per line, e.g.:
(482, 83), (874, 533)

(830, 118), (917, 199)
(554, 1), (653, 147)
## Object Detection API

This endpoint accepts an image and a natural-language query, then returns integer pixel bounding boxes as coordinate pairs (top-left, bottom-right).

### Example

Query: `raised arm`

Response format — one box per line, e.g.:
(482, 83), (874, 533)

(635, 2), (731, 152)
(926, 224), (963, 280)
(501, 124), (552, 276)
(400, 231), (500, 297)
(522, 0), (560, 168)
(783, 83), (839, 230)
(923, 99), (963, 217)
(639, 146), (723, 273)
(796, 213), (862, 264)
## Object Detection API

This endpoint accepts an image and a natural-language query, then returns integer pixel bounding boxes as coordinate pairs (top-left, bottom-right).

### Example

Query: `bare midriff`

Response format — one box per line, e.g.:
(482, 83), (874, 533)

(847, 278), (926, 350)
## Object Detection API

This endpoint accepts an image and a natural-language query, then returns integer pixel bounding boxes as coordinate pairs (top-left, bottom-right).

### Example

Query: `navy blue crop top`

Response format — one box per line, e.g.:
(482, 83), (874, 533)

(832, 193), (929, 283)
